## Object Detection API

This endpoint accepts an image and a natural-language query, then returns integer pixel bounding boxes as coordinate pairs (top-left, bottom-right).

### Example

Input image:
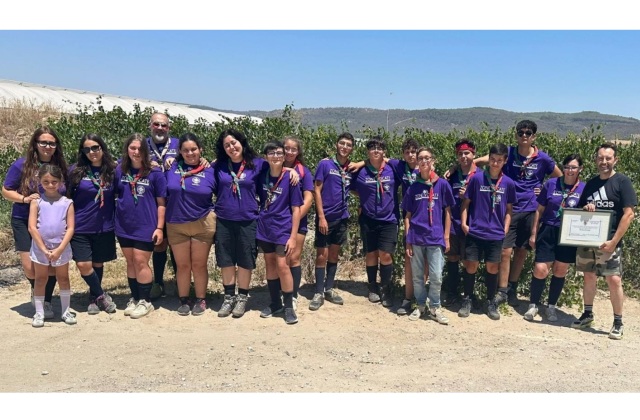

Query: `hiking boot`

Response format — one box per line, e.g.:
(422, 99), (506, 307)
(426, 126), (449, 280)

(523, 303), (539, 321)
(546, 306), (558, 322)
(487, 300), (500, 320)
(260, 303), (284, 318)
(177, 302), (191, 316)
(408, 306), (424, 321)
(124, 298), (138, 316)
(87, 299), (100, 315)
(191, 298), (207, 316)
(397, 299), (412, 315)
(368, 284), (381, 303)
(324, 289), (344, 305)
(130, 299), (154, 319)
(493, 291), (507, 306)
(309, 293), (324, 311)
(43, 301), (54, 319)
(284, 307), (298, 324)
(231, 294), (248, 318)
(96, 293), (117, 314)
(61, 309), (77, 325)
(429, 307), (449, 325)
(507, 287), (519, 307)
(609, 323), (624, 340)
(32, 312), (45, 328)
(218, 294), (236, 317)
(458, 297), (472, 318)
(471, 294), (482, 310)
(150, 283), (165, 300)
(380, 286), (394, 308)
(571, 311), (594, 329)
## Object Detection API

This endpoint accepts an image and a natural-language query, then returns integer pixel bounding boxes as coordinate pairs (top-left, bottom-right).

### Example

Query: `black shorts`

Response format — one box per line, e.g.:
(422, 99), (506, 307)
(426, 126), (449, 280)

(314, 217), (348, 248)
(117, 236), (155, 252)
(503, 211), (534, 249)
(534, 224), (576, 264)
(445, 233), (466, 259)
(71, 231), (117, 263)
(464, 235), (503, 263)
(359, 214), (398, 254)
(11, 217), (31, 252)
(214, 218), (258, 270)
(257, 239), (286, 256)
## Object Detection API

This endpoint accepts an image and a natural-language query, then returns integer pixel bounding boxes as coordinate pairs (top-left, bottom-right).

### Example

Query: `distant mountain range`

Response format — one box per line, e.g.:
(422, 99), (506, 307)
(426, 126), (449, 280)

(190, 105), (640, 139)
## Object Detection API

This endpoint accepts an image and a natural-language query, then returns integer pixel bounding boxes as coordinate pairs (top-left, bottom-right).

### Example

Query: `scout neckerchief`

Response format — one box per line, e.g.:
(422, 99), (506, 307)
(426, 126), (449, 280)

(177, 162), (205, 190)
(332, 156), (350, 202)
(229, 159), (246, 199)
(415, 171), (439, 225)
(149, 139), (170, 170)
(125, 170), (143, 204)
(483, 169), (503, 213)
(513, 145), (539, 178)
(264, 170), (286, 210)
(457, 165), (477, 189)
(366, 160), (386, 202)
(86, 167), (105, 208)
(404, 162), (417, 186)
(555, 176), (580, 218)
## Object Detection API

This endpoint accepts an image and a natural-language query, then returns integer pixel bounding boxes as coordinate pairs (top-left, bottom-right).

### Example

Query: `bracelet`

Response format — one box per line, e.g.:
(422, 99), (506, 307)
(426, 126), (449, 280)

(156, 227), (162, 230)
(21, 196), (25, 203)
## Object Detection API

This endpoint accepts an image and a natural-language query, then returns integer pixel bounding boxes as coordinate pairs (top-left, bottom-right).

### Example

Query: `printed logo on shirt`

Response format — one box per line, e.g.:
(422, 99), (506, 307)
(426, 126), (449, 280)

(329, 169), (352, 185)
(479, 185), (506, 194)
(414, 191), (439, 204)
(136, 185), (146, 195)
(586, 187), (615, 208)
(512, 161), (539, 179)
(403, 173), (417, 183)
(120, 176), (150, 186)
(192, 177), (201, 186)
(364, 176), (391, 184)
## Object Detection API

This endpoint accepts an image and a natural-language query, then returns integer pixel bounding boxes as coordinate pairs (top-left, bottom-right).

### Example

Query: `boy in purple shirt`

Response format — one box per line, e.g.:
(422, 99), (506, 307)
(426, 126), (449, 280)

(256, 141), (303, 325)
(403, 147), (455, 324)
(460, 143), (516, 320)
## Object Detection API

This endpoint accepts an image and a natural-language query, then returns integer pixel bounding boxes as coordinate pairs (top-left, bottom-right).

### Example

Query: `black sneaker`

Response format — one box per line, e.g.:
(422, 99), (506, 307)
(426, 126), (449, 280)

(380, 287), (394, 308)
(177, 302), (191, 316)
(260, 303), (284, 318)
(609, 323), (624, 340)
(458, 297), (472, 318)
(571, 311), (594, 329)
(284, 307), (298, 324)
(443, 293), (460, 308)
(397, 299), (413, 315)
(487, 300), (500, 320)
(368, 284), (381, 303)
(507, 287), (519, 307)
(309, 293), (324, 311)
(324, 289), (344, 305)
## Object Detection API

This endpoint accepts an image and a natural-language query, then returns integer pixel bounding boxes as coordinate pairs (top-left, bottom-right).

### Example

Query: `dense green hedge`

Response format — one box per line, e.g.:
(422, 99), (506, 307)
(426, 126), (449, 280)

(1, 100), (638, 307)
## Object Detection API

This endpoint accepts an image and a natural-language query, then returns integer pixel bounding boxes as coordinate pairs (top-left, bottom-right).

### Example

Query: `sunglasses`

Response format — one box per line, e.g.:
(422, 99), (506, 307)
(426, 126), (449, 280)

(82, 145), (102, 154)
(517, 130), (534, 137)
(152, 122), (169, 128)
(37, 141), (57, 149)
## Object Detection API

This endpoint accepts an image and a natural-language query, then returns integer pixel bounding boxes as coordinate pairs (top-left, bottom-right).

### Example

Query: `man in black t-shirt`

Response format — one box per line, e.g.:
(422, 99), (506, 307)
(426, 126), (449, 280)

(573, 143), (637, 340)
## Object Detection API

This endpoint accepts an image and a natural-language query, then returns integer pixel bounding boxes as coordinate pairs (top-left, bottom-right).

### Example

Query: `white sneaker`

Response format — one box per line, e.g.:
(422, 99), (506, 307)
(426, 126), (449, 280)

(524, 303), (539, 321)
(546, 306), (558, 322)
(408, 306), (424, 321)
(130, 299), (154, 319)
(32, 312), (45, 328)
(61, 309), (77, 325)
(124, 298), (138, 316)
(43, 301), (54, 319)
(429, 307), (449, 325)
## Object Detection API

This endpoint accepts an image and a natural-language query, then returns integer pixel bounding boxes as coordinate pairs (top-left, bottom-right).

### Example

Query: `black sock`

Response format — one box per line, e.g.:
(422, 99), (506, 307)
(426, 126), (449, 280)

(548, 275), (565, 306)
(485, 272), (498, 301)
(315, 267), (326, 293)
(379, 263), (393, 288)
(614, 314), (623, 326)
(529, 275), (546, 305)
(180, 296), (190, 305)
(27, 277), (35, 289)
(463, 270), (476, 298)
(82, 271), (104, 298)
(152, 251), (167, 286)
(238, 288), (249, 296)
(508, 281), (518, 294)
(45, 275), (57, 303)
(283, 291), (294, 309)
(168, 247), (178, 276)
(138, 282), (152, 301)
(224, 284), (236, 296)
(290, 266), (302, 298)
(325, 262), (338, 290)
(128, 277), (139, 300)
(366, 265), (378, 285)
(584, 305), (593, 314)
(267, 278), (282, 306)
(93, 266), (104, 283)
(446, 261), (460, 295)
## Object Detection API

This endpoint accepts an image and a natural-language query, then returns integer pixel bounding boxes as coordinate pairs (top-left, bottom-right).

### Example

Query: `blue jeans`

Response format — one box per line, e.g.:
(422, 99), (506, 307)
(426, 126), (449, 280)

(410, 245), (445, 307)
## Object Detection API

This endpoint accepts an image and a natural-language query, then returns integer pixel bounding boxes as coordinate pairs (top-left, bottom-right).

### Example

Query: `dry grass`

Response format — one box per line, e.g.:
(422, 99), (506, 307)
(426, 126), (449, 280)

(0, 98), (63, 151)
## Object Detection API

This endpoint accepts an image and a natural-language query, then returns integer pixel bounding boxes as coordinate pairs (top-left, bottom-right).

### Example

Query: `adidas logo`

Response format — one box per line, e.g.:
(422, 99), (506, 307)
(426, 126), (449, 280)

(586, 186), (615, 208)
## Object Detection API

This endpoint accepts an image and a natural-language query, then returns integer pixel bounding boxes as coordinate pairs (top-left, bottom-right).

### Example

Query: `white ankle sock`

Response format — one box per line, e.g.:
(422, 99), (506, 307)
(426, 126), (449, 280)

(34, 296), (45, 316)
(60, 289), (71, 313)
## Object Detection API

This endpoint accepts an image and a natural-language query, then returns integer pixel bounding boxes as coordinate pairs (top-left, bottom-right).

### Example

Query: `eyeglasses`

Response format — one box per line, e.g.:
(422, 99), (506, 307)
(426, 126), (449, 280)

(152, 122), (169, 128)
(81, 145), (102, 154)
(284, 147), (298, 153)
(368, 146), (384, 152)
(563, 166), (580, 171)
(337, 141), (353, 149)
(418, 156), (434, 162)
(37, 141), (57, 149)
(267, 151), (284, 157)
(517, 130), (534, 137)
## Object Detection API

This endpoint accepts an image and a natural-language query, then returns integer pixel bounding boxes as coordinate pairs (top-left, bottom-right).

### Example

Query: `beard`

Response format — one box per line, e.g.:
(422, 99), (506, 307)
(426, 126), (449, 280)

(152, 133), (167, 143)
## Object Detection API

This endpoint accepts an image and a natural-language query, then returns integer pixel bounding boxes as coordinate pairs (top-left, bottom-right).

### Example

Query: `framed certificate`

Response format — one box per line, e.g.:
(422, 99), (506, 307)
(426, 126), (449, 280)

(558, 209), (614, 247)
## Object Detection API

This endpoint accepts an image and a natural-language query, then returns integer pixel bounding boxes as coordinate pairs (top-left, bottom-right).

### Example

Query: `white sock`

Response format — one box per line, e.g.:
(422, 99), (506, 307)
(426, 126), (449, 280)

(60, 289), (71, 314)
(34, 296), (45, 316)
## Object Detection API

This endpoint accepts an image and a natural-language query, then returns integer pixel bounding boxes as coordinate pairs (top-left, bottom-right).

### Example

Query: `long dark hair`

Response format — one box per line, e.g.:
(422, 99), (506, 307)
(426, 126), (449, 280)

(120, 133), (152, 177)
(177, 133), (204, 166)
(215, 129), (257, 169)
(68, 133), (116, 197)
(20, 126), (68, 195)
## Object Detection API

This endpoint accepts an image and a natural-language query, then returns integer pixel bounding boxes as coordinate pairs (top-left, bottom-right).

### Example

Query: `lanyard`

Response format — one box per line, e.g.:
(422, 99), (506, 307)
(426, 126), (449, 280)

(229, 159), (246, 199)
(177, 162), (205, 190)
(366, 160), (386, 202)
(483, 170), (503, 213)
(125, 171), (143, 204)
(415, 171), (438, 225)
(555, 176), (580, 217)
(332, 156), (350, 202)
(264, 170), (286, 209)
(149, 140), (170, 170)
(86, 168), (105, 208)
(513, 146), (539, 178)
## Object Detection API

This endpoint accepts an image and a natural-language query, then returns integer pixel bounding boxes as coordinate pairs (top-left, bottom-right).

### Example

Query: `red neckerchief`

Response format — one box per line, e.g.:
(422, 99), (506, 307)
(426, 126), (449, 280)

(265, 170), (286, 209)
(229, 159), (246, 199)
(458, 165), (477, 188)
(86, 167), (105, 208)
(125, 171), (142, 204)
(555, 176), (580, 217)
(415, 171), (439, 225)
(483, 169), (503, 213)
(177, 162), (205, 190)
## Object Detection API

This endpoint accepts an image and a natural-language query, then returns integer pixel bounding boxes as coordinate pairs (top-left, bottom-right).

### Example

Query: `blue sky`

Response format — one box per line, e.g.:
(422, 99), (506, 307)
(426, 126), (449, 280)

(2, 7), (640, 119)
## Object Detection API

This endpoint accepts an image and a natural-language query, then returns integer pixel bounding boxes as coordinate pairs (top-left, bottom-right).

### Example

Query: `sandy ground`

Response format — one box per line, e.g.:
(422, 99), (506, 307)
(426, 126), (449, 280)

(1, 264), (640, 396)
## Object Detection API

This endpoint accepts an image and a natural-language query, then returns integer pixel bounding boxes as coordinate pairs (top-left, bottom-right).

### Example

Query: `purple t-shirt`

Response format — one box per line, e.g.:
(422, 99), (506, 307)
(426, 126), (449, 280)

(464, 170), (517, 241)
(292, 163), (314, 233)
(69, 164), (116, 234)
(402, 177), (455, 247)
(388, 159), (419, 196)
(114, 165), (167, 242)
(165, 161), (216, 224)
(256, 170), (303, 246)
(146, 136), (179, 169)
(314, 158), (353, 222)
(213, 158), (268, 222)
(537, 177), (585, 227)
(504, 146), (556, 213)
(352, 162), (402, 223)
(448, 168), (479, 236)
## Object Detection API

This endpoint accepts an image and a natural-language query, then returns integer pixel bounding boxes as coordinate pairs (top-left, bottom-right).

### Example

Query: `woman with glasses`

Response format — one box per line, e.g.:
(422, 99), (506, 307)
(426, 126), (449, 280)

(67, 134), (118, 315)
(525, 154), (585, 322)
(2, 126), (68, 319)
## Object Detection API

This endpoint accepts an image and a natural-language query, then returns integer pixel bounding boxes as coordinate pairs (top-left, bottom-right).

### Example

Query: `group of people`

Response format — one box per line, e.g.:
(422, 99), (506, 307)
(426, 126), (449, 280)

(2, 116), (636, 339)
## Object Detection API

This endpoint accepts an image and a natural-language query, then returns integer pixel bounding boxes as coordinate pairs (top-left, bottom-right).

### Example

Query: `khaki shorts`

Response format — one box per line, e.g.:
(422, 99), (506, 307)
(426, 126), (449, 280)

(167, 211), (217, 246)
(575, 246), (622, 277)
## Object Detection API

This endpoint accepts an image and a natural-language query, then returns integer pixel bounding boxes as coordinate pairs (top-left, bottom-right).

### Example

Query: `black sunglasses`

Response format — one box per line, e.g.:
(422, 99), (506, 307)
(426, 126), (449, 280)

(82, 145), (102, 153)
(517, 130), (534, 137)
